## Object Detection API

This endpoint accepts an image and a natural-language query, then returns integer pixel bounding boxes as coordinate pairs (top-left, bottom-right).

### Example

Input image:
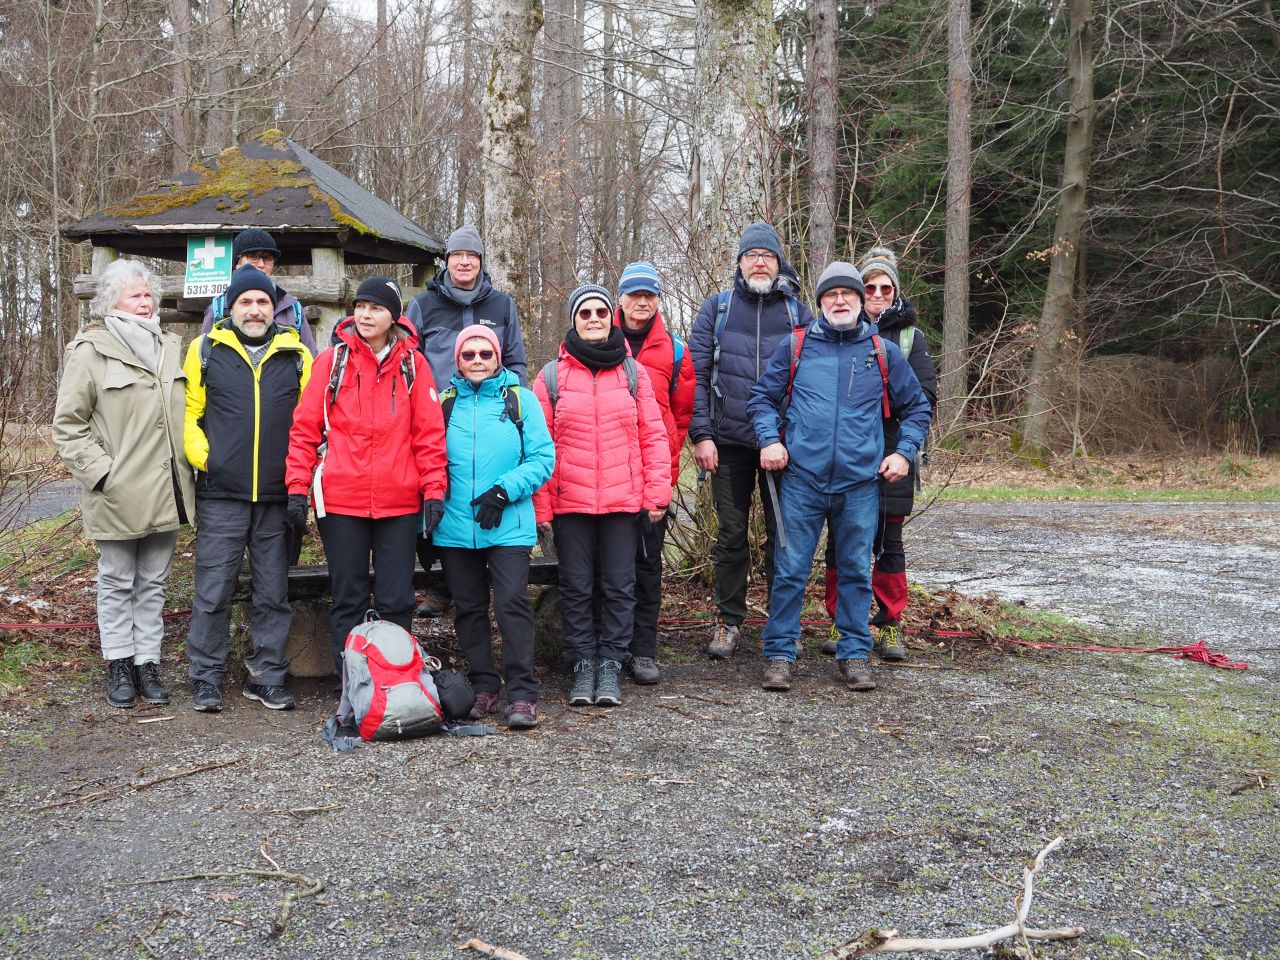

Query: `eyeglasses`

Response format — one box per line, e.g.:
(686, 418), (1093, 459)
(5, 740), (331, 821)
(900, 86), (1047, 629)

(449, 251), (480, 262)
(742, 251), (777, 264)
(865, 283), (895, 297)
(241, 252), (276, 266)
(577, 307), (611, 320)
(822, 289), (861, 303)
(460, 350), (495, 361)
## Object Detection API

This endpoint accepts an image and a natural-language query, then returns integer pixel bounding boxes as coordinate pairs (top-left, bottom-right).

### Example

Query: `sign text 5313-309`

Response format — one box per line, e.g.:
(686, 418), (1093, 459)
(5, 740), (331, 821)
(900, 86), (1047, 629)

(185, 281), (229, 298)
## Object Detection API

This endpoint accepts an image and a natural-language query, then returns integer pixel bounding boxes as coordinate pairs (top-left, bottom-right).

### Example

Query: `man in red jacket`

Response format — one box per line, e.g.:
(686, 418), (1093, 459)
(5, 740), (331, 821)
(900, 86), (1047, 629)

(615, 261), (694, 684)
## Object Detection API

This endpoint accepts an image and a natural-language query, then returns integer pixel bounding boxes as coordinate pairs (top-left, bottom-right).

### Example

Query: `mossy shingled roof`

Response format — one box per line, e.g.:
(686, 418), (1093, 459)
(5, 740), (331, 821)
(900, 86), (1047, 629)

(62, 131), (443, 265)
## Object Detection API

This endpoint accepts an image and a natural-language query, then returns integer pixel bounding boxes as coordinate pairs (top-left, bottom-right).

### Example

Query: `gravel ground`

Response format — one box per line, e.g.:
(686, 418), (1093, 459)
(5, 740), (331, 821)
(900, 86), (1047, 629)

(0, 501), (1276, 960)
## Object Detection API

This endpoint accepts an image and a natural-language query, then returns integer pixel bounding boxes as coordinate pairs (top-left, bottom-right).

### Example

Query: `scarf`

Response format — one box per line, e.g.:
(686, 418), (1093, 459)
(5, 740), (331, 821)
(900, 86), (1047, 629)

(441, 272), (484, 307)
(621, 316), (655, 359)
(565, 326), (627, 371)
(103, 310), (164, 374)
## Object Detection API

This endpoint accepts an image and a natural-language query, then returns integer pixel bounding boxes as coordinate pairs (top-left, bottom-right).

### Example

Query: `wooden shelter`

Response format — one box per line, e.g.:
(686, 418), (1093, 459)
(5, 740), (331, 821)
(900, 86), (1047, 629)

(63, 130), (443, 338)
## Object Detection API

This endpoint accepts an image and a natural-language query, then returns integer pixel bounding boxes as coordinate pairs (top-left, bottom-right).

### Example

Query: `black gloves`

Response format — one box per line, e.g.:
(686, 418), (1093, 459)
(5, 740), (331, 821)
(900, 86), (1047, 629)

(286, 493), (309, 530)
(422, 498), (445, 537)
(470, 485), (510, 530)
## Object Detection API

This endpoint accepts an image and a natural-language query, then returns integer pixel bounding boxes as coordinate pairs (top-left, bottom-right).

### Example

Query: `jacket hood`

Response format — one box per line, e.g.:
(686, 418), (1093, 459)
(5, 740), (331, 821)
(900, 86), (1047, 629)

(332, 315), (420, 357)
(732, 254), (803, 302)
(430, 268), (494, 306)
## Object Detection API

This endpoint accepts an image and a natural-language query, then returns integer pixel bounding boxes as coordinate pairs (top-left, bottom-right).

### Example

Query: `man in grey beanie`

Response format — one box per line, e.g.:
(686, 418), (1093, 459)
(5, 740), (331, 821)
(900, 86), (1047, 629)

(405, 224), (530, 617)
(687, 221), (813, 660)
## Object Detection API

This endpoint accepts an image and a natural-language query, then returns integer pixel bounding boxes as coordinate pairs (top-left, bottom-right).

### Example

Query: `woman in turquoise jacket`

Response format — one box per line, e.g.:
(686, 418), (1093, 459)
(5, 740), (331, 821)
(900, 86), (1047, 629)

(434, 324), (555, 729)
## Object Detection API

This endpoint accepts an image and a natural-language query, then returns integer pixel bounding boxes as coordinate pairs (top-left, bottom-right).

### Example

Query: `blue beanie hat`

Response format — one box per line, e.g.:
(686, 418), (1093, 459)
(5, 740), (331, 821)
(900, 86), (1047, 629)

(223, 264), (278, 310)
(618, 261), (662, 296)
(737, 221), (783, 261)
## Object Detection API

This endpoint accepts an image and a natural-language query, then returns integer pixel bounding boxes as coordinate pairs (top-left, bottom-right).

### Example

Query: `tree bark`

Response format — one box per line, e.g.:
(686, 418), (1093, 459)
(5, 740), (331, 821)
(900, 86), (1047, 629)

(538, 0), (583, 309)
(690, 0), (777, 292)
(204, 0), (234, 152)
(1020, 0), (1094, 457)
(806, 0), (838, 271)
(482, 0), (545, 316)
(169, 0), (192, 173)
(939, 0), (972, 437)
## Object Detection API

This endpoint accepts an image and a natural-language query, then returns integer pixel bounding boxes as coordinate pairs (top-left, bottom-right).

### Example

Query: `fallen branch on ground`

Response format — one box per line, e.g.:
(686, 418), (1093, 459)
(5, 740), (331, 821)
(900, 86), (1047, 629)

(818, 837), (1085, 957)
(39, 757), (245, 811)
(121, 848), (324, 938)
(460, 938), (531, 959)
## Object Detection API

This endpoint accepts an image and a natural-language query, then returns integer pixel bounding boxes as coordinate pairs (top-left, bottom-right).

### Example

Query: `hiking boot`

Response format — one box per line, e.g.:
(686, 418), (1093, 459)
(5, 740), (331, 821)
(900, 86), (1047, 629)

(762, 658), (792, 691)
(106, 658), (137, 709)
(414, 591), (452, 618)
(594, 660), (623, 707)
(707, 622), (740, 659)
(191, 680), (223, 712)
(568, 659), (597, 706)
(876, 623), (907, 662)
(506, 700), (539, 730)
(243, 682), (296, 710)
(135, 661), (169, 705)
(470, 690), (501, 719)
(820, 625), (838, 656)
(628, 656), (661, 685)
(838, 658), (876, 692)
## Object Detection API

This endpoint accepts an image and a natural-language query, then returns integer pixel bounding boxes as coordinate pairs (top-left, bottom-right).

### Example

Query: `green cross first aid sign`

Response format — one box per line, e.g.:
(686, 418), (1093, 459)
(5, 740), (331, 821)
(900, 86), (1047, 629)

(184, 235), (233, 298)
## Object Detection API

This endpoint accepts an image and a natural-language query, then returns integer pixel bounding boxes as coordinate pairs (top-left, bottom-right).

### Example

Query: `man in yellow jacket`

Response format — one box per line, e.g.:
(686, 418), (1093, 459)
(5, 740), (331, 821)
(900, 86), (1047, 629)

(183, 265), (312, 713)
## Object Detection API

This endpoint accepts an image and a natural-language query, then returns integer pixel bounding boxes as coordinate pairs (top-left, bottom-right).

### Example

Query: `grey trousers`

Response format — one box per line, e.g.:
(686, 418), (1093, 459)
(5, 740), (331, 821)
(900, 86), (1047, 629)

(186, 497), (293, 686)
(97, 531), (178, 663)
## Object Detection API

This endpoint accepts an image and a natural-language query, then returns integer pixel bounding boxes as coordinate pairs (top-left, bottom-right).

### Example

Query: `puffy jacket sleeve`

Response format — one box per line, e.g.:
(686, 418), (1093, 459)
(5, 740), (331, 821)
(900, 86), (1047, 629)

(496, 387), (555, 503)
(181, 337), (210, 472)
(285, 348), (333, 496)
(531, 369), (556, 523)
(885, 343), (931, 460)
(634, 365), (673, 510)
(409, 353), (448, 500)
(746, 337), (792, 449)
(501, 300), (530, 387)
(670, 335), (695, 462)
(687, 294), (718, 443)
(51, 342), (112, 492)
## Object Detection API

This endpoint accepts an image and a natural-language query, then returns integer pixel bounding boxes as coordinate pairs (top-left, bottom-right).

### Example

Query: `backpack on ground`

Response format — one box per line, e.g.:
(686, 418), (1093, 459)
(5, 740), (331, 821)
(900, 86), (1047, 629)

(440, 383), (527, 462)
(540, 356), (639, 410)
(337, 615), (444, 741)
(709, 289), (801, 420)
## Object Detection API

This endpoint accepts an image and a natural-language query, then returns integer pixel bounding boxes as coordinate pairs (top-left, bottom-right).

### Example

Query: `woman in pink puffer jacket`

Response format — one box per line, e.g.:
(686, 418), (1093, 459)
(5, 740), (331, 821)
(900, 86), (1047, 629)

(534, 284), (671, 709)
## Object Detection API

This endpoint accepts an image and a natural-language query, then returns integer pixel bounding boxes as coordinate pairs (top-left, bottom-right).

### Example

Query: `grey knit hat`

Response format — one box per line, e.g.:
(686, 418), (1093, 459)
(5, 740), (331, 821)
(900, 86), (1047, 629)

(815, 261), (865, 303)
(446, 224), (484, 260)
(567, 283), (614, 329)
(737, 221), (784, 261)
(857, 245), (901, 291)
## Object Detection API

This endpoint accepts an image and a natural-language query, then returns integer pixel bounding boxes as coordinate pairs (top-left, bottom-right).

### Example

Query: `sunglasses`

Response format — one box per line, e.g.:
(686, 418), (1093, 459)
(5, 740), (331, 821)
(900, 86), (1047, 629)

(577, 307), (611, 320)
(865, 283), (895, 297)
(460, 350), (495, 361)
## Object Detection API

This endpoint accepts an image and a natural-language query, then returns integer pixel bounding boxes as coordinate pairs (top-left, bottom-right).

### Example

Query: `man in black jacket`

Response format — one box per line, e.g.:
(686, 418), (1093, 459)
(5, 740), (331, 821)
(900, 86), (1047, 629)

(183, 265), (312, 713)
(688, 222), (814, 659)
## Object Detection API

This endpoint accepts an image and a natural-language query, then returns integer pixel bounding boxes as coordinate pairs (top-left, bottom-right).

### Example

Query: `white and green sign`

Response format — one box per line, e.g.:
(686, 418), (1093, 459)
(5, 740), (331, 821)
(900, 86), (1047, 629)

(183, 235), (233, 298)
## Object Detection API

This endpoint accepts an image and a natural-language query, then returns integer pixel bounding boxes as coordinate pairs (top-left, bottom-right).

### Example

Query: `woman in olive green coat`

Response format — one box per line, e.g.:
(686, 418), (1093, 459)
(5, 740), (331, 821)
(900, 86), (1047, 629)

(53, 259), (195, 710)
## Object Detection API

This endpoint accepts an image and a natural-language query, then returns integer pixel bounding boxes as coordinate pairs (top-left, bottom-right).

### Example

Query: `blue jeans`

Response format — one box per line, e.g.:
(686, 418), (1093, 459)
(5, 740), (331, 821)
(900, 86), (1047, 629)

(761, 474), (878, 662)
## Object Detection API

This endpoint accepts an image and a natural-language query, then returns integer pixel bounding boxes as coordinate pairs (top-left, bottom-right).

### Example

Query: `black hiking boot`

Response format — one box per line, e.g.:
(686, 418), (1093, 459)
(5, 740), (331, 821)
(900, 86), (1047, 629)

(106, 658), (137, 709)
(243, 682), (296, 710)
(191, 680), (224, 713)
(135, 662), (169, 705)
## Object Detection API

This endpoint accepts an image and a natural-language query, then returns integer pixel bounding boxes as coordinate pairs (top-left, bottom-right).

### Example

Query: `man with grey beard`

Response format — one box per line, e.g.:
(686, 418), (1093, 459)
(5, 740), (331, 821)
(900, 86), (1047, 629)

(688, 222), (813, 660)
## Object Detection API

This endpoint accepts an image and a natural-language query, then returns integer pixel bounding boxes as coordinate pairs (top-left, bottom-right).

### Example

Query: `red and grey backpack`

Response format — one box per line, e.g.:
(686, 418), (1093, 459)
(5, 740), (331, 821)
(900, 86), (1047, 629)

(338, 614), (443, 741)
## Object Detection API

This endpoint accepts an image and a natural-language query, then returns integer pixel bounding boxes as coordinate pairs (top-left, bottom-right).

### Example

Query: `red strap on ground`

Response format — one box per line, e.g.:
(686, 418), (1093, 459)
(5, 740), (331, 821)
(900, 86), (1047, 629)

(1001, 636), (1248, 670)
(0, 609), (192, 631)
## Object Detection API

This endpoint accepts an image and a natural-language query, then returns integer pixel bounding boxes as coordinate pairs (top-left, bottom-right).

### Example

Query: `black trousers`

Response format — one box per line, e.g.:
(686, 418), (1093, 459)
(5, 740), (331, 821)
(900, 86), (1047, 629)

(318, 512), (418, 669)
(415, 537), (452, 599)
(711, 441), (778, 626)
(438, 545), (540, 702)
(555, 513), (638, 665)
(630, 511), (668, 659)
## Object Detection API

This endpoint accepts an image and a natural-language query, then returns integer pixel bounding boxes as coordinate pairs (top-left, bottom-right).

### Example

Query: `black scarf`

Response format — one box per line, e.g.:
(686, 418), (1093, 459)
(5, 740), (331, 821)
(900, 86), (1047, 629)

(620, 316), (655, 359)
(565, 326), (627, 371)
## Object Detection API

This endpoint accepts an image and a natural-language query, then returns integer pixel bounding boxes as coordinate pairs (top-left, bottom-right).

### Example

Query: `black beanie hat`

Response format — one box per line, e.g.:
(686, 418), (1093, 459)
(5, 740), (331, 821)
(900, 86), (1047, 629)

(223, 265), (278, 310)
(353, 275), (403, 319)
(232, 228), (281, 263)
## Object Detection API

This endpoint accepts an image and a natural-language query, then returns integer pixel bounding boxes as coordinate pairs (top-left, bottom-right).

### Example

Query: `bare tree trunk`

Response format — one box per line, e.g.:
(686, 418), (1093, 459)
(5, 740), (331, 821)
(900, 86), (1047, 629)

(806, 0), (837, 271)
(482, 0), (545, 315)
(169, 0), (192, 173)
(939, 0), (972, 437)
(596, 3), (620, 273)
(204, 0), (233, 152)
(1021, 0), (1094, 457)
(690, 0), (776, 291)
(455, 0), (478, 226)
(539, 0), (583, 305)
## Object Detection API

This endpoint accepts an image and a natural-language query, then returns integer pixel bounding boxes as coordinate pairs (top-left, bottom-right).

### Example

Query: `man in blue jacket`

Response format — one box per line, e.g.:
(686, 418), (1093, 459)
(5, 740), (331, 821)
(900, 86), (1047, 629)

(747, 262), (931, 693)
(689, 222), (813, 660)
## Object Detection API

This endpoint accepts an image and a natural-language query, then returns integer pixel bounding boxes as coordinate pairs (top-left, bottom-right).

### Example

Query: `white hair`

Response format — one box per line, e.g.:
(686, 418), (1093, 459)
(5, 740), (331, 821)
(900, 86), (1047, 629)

(91, 259), (156, 320)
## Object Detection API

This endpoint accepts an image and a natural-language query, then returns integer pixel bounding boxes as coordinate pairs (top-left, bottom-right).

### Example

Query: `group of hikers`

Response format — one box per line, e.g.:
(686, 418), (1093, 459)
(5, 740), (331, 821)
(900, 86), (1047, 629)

(51, 220), (935, 732)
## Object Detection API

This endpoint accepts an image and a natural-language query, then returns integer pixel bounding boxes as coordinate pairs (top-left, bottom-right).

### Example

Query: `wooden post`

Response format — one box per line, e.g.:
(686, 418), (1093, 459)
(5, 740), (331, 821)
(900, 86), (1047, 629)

(85, 245), (119, 324)
(311, 247), (346, 343)
(408, 260), (438, 300)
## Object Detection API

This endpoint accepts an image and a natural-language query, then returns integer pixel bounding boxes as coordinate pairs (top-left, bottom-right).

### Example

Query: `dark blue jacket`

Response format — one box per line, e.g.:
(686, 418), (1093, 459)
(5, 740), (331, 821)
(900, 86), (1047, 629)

(873, 297), (937, 514)
(747, 316), (931, 494)
(689, 263), (813, 448)
(405, 270), (529, 389)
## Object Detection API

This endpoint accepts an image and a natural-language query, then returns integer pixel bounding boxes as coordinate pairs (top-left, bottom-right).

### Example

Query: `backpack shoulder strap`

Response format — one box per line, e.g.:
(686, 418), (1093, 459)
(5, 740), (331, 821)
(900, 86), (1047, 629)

(899, 325), (915, 358)
(623, 356), (639, 398)
(439, 385), (457, 428)
(784, 327), (807, 400)
(210, 292), (226, 323)
(291, 300), (305, 331)
(501, 385), (526, 462)
(400, 352), (416, 394)
(541, 359), (559, 408)
(784, 295), (800, 330)
(871, 334), (891, 419)
(199, 333), (213, 378)
(713, 290), (732, 342)
(669, 335), (685, 397)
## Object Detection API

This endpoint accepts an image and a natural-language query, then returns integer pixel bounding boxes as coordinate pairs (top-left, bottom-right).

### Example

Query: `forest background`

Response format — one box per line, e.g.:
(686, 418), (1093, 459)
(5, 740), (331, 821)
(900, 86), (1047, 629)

(1, 0), (1277, 460)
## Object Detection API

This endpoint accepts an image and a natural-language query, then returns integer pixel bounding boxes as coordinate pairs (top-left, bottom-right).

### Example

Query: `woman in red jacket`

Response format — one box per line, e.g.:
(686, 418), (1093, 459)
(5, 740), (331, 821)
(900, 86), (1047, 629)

(534, 284), (671, 708)
(285, 277), (447, 674)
